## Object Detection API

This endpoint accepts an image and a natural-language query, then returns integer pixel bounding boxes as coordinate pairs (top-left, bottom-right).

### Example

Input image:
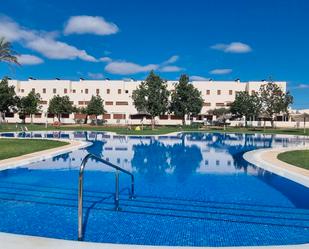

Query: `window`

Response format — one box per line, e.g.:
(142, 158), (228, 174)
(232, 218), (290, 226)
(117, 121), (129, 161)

(53, 88), (56, 94)
(32, 88), (35, 93)
(81, 90), (83, 93)
(118, 89), (121, 94)
(203, 102), (211, 106)
(105, 101), (113, 105)
(206, 90), (210, 95)
(78, 101), (84, 105)
(39, 100), (48, 105)
(72, 89), (76, 93)
(216, 103), (225, 107)
(229, 90), (233, 95)
(116, 101), (128, 105)
(251, 90), (256, 95)
(96, 89), (100, 95)
(217, 90), (221, 95)
(34, 113), (42, 118)
(107, 89), (110, 94)
(61, 114), (70, 119)
(20, 89), (24, 93)
(42, 88), (46, 94)
(64, 88), (68, 94)
(125, 90), (129, 94)
(103, 114), (111, 119)
(159, 115), (168, 120)
(85, 89), (89, 94)
(113, 114), (126, 119)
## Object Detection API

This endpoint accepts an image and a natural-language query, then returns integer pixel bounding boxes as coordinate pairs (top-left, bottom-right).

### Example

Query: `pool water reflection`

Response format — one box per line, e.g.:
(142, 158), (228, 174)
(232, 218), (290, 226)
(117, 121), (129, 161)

(0, 131), (308, 246)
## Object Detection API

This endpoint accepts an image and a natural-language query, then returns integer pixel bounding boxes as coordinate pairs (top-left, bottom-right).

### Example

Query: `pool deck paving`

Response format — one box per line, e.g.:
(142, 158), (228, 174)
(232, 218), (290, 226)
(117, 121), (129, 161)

(0, 138), (91, 171)
(0, 232), (308, 249)
(243, 145), (309, 188)
(0, 134), (308, 249)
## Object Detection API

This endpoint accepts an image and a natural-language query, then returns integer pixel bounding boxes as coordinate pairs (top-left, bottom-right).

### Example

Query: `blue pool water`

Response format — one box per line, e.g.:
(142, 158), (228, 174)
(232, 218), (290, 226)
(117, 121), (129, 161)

(0, 131), (309, 246)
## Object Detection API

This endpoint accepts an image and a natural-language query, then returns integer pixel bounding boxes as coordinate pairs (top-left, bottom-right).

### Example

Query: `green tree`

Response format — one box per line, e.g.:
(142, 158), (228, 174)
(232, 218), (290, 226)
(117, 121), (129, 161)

(170, 74), (203, 125)
(19, 90), (42, 124)
(85, 95), (106, 125)
(0, 37), (19, 65)
(47, 95), (74, 122)
(132, 71), (170, 129)
(259, 82), (293, 127)
(230, 91), (262, 126)
(0, 77), (19, 123)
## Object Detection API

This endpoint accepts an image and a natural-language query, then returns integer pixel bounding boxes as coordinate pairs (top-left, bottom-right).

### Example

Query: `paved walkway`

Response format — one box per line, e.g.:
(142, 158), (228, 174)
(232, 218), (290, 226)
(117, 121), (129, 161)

(243, 146), (309, 187)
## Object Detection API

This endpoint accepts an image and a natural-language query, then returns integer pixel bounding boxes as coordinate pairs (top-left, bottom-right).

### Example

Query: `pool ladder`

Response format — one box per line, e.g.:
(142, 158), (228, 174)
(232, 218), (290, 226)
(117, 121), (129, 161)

(78, 153), (135, 241)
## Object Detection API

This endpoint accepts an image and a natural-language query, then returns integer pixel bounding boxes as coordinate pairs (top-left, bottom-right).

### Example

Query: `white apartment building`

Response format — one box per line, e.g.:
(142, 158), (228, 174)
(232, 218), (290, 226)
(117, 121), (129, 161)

(6, 78), (286, 125)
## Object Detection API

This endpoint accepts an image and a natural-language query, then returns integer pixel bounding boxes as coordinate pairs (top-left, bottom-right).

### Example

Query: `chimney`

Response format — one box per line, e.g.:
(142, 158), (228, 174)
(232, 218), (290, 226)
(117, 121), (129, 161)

(55, 78), (60, 80)
(235, 78), (240, 83)
(29, 77), (36, 80)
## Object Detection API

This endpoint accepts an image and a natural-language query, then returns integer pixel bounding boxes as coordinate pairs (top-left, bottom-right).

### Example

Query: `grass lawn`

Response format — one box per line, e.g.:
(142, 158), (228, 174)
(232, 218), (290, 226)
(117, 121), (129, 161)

(0, 123), (308, 136)
(277, 150), (309, 170)
(0, 139), (69, 160)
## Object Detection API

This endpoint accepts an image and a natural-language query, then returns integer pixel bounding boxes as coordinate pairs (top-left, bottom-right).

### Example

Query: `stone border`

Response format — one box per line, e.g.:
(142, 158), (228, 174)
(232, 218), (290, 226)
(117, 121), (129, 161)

(0, 132), (308, 249)
(0, 232), (308, 249)
(0, 136), (91, 170)
(243, 146), (309, 188)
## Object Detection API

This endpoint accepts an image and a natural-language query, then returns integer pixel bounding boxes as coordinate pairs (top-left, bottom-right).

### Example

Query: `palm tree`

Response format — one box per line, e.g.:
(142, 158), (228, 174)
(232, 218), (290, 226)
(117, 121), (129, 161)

(0, 37), (19, 65)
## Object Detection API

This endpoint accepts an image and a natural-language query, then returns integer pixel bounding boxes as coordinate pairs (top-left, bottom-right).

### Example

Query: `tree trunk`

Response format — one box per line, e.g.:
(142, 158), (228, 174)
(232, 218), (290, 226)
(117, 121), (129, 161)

(57, 114), (61, 122)
(245, 116), (248, 127)
(84, 115), (88, 124)
(31, 114), (33, 125)
(182, 116), (186, 126)
(271, 118), (274, 128)
(151, 117), (155, 130)
(0, 112), (4, 124)
(96, 115), (98, 126)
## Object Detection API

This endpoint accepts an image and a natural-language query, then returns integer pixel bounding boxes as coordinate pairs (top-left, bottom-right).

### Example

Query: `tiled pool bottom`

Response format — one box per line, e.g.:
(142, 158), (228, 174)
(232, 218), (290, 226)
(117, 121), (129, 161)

(0, 131), (309, 246)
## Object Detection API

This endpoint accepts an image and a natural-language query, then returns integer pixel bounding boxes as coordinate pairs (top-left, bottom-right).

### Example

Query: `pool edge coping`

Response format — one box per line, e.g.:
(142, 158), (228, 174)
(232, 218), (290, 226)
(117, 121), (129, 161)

(0, 232), (308, 249)
(243, 146), (309, 188)
(0, 137), (91, 171)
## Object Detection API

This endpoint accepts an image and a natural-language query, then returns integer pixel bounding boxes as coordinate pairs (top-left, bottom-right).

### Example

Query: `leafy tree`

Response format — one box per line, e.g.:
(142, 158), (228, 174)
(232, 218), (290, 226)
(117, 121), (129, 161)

(132, 71), (170, 129)
(0, 37), (19, 65)
(19, 90), (42, 124)
(259, 82), (293, 127)
(85, 95), (106, 125)
(47, 95), (74, 122)
(230, 91), (262, 126)
(170, 74), (203, 125)
(0, 77), (19, 123)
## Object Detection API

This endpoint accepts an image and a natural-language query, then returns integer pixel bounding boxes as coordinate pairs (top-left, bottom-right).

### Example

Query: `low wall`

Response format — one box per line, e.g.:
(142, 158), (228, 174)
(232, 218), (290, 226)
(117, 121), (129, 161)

(230, 121), (309, 129)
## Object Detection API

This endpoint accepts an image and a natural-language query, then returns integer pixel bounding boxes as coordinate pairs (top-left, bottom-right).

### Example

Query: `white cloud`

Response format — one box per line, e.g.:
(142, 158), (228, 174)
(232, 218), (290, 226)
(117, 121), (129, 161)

(159, 65), (183, 72)
(16, 54), (44, 65)
(88, 72), (104, 79)
(211, 42), (252, 53)
(295, 84), (309, 89)
(190, 75), (209, 81)
(209, 68), (232, 75)
(163, 55), (179, 64)
(99, 56), (112, 62)
(26, 37), (97, 61)
(105, 61), (158, 75)
(0, 16), (97, 62)
(64, 16), (119, 35)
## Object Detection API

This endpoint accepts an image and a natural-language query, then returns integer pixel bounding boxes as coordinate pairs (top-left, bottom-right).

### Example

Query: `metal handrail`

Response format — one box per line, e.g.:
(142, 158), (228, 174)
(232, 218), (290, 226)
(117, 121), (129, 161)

(78, 153), (135, 241)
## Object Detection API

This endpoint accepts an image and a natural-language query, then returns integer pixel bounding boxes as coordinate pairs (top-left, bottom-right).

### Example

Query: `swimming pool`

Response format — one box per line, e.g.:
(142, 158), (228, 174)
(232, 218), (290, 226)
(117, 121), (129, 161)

(0, 131), (308, 247)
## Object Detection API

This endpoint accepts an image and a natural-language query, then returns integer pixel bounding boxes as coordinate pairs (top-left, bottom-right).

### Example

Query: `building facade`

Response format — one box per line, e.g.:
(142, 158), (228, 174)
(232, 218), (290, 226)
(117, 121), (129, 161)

(6, 79), (286, 125)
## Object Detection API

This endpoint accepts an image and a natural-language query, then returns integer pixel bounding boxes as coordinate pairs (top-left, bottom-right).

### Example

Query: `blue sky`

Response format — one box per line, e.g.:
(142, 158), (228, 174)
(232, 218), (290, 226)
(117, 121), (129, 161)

(0, 0), (308, 108)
